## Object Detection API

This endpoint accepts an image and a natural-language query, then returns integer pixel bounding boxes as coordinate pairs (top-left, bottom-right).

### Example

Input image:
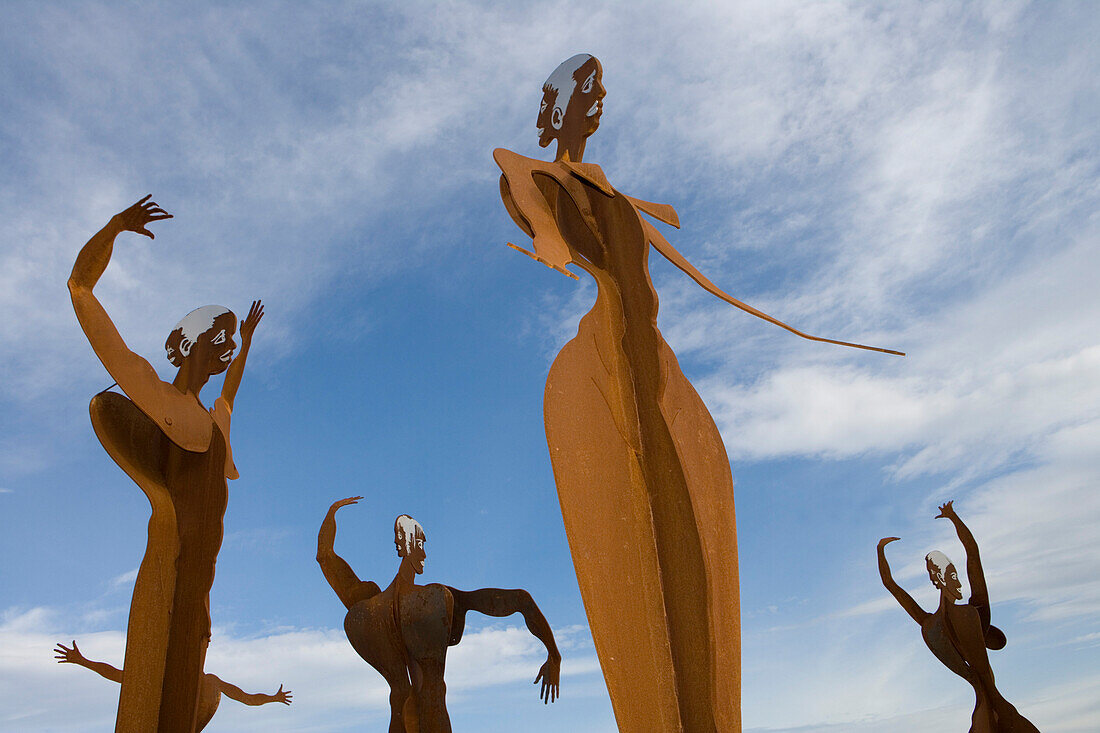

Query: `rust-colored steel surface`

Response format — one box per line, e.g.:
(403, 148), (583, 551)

(878, 502), (1040, 732)
(317, 497), (562, 732)
(69, 197), (263, 732)
(495, 55), (903, 733)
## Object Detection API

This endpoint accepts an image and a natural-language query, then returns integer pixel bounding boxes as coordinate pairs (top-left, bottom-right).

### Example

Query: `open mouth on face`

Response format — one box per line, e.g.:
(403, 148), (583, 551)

(220, 349), (234, 363)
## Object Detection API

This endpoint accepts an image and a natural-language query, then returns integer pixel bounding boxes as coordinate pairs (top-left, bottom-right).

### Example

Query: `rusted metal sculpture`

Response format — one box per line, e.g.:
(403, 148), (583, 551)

(53, 641), (291, 731)
(877, 502), (1040, 732)
(68, 196), (263, 732)
(495, 54), (902, 733)
(317, 496), (561, 733)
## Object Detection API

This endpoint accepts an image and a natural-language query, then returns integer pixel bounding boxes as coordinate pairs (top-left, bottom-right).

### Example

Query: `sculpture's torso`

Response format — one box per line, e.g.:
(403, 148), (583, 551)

(345, 583), (455, 732)
(90, 391), (230, 733)
(499, 152), (742, 732)
(920, 604), (1038, 733)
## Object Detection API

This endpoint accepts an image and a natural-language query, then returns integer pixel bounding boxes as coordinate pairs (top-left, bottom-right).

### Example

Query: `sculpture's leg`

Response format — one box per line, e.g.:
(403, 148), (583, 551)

(546, 314), (741, 732)
(157, 435), (228, 732)
(544, 324), (683, 732)
(88, 393), (178, 733)
(658, 341), (741, 732)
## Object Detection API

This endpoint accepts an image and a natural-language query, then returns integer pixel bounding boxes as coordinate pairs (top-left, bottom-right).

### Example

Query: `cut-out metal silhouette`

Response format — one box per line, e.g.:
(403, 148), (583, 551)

(317, 496), (561, 732)
(68, 196), (263, 732)
(53, 641), (291, 731)
(877, 502), (1040, 732)
(495, 54), (903, 733)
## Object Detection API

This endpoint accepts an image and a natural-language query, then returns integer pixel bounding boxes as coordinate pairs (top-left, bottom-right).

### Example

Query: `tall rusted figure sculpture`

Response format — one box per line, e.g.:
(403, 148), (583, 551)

(54, 641), (291, 731)
(877, 502), (1040, 732)
(495, 54), (902, 732)
(69, 196), (264, 732)
(317, 496), (561, 733)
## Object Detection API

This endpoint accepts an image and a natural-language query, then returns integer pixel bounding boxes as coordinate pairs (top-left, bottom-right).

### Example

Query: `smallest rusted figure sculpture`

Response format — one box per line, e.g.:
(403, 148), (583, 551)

(54, 641), (290, 731)
(878, 502), (1040, 732)
(317, 497), (561, 733)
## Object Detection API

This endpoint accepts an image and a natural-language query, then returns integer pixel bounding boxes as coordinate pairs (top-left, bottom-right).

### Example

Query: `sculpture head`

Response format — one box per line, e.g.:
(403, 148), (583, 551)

(165, 305), (237, 376)
(925, 550), (963, 601)
(538, 53), (605, 160)
(394, 514), (426, 574)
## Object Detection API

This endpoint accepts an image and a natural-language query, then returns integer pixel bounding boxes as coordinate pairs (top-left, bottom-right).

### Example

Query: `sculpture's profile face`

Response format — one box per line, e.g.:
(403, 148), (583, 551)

(395, 515), (427, 574)
(538, 53), (605, 150)
(926, 551), (963, 601)
(165, 306), (237, 376)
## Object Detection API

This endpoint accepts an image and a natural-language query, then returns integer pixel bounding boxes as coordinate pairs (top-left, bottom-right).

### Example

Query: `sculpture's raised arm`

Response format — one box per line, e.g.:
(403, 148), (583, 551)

(68, 196), (177, 397)
(220, 300), (263, 410)
(935, 501), (990, 610)
(877, 537), (929, 625)
(317, 496), (381, 610)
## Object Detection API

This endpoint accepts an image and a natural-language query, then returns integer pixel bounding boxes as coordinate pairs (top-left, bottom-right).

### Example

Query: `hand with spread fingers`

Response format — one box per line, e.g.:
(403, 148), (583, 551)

(271, 684), (292, 705)
(239, 300), (264, 346)
(54, 640), (86, 666)
(111, 194), (173, 239)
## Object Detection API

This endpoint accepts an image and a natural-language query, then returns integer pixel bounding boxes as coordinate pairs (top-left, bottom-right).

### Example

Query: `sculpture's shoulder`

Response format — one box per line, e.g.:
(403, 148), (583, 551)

(493, 147), (549, 173)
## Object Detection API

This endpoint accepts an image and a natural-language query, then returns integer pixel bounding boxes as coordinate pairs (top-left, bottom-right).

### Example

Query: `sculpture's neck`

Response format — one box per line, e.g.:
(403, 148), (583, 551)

(391, 559), (418, 592)
(556, 139), (586, 164)
(172, 366), (209, 406)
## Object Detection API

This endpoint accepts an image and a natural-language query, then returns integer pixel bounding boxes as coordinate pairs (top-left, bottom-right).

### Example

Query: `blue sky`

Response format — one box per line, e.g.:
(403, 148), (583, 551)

(2, 1), (1098, 731)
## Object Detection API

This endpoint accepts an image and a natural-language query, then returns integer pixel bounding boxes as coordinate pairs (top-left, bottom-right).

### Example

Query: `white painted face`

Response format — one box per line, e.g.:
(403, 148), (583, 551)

(926, 550), (963, 600)
(537, 53), (604, 148)
(394, 515), (427, 574)
(165, 305), (236, 372)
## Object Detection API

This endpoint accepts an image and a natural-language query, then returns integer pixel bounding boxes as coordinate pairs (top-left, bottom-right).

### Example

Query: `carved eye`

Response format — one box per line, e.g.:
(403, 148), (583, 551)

(540, 100), (547, 114)
(212, 330), (226, 345)
(582, 77), (593, 94)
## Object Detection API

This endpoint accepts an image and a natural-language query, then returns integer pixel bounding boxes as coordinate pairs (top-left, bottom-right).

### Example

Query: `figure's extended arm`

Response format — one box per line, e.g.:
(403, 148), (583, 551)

(220, 300), (263, 410)
(216, 678), (292, 706)
(68, 197), (177, 395)
(54, 641), (123, 683)
(448, 587), (562, 703)
(317, 496), (380, 610)
(936, 501), (988, 608)
(639, 217), (904, 356)
(877, 538), (929, 625)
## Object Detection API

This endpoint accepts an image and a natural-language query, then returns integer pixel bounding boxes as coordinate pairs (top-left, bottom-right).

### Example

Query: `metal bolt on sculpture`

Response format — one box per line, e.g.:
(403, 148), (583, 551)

(317, 496), (562, 733)
(54, 640), (291, 731)
(68, 196), (264, 732)
(495, 54), (903, 733)
(877, 502), (1040, 732)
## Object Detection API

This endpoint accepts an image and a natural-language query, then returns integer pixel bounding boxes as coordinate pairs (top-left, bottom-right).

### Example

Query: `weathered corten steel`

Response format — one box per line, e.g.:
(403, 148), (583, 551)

(317, 496), (562, 732)
(53, 640), (291, 731)
(878, 502), (1040, 732)
(68, 196), (263, 732)
(495, 54), (903, 733)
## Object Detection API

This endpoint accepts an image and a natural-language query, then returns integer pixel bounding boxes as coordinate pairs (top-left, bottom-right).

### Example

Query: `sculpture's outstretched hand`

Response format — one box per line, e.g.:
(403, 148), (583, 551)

(112, 195), (172, 239)
(534, 656), (560, 703)
(54, 640), (85, 665)
(877, 536), (901, 551)
(935, 501), (956, 520)
(330, 496), (363, 513)
(272, 684), (292, 705)
(239, 300), (264, 345)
